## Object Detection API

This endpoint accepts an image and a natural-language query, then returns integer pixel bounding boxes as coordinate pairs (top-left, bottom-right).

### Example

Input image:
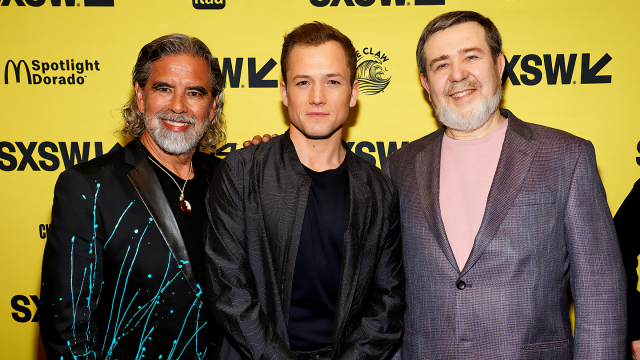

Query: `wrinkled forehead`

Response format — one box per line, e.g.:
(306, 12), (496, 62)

(424, 22), (489, 62)
(147, 53), (212, 86)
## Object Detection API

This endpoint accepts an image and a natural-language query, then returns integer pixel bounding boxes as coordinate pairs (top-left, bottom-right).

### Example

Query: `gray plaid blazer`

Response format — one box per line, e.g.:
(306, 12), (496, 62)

(384, 109), (626, 359)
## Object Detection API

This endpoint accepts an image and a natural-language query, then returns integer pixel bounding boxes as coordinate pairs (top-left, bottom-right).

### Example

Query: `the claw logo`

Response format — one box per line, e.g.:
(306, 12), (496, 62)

(356, 47), (390, 95)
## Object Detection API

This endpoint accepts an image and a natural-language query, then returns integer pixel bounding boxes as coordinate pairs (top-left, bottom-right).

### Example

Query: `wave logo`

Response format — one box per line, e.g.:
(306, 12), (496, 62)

(356, 47), (390, 95)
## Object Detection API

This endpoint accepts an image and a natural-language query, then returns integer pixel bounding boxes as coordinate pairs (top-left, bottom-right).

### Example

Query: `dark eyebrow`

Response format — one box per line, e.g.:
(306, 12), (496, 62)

(187, 85), (208, 95)
(460, 47), (484, 55)
(152, 81), (173, 89)
(428, 54), (450, 71)
(291, 73), (345, 81)
(292, 75), (312, 81)
(151, 82), (208, 95)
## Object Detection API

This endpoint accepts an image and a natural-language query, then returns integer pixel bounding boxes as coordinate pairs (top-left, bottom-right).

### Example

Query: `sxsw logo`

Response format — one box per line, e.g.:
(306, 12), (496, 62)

(0, 141), (122, 172)
(216, 141), (408, 168)
(347, 141), (408, 168)
(193, 0), (224, 10)
(0, 140), (407, 171)
(506, 53), (612, 85)
(11, 295), (40, 323)
(311, 0), (444, 7)
(1, 0), (113, 7)
(217, 57), (278, 88)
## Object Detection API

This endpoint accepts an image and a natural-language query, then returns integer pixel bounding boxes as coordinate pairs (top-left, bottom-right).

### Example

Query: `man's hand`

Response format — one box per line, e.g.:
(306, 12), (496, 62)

(243, 134), (278, 148)
(632, 340), (640, 359)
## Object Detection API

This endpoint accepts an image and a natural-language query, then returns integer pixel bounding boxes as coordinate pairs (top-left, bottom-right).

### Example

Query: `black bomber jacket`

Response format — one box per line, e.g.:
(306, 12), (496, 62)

(204, 131), (406, 360)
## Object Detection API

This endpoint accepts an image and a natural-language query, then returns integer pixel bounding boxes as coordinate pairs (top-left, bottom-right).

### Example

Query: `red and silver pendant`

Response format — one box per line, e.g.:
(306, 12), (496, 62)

(179, 194), (192, 214)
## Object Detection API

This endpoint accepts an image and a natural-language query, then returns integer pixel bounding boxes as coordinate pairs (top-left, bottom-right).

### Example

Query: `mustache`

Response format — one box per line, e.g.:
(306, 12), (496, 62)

(155, 111), (197, 124)
(446, 78), (481, 96)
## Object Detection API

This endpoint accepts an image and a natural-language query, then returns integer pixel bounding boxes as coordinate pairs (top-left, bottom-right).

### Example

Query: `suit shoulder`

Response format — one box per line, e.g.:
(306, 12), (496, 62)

(527, 122), (589, 146)
(57, 144), (130, 186)
(525, 122), (593, 160)
(386, 129), (442, 167)
(348, 152), (395, 194)
(349, 150), (385, 177)
(216, 136), (284, 178)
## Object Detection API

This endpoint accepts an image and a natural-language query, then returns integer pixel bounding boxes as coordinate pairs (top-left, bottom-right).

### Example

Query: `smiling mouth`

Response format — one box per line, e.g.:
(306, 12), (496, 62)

(450, 89), (475, 98)
(162, 119), (191, 127)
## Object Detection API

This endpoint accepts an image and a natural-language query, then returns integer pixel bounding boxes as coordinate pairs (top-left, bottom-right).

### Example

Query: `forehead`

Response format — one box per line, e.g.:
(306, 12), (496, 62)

(424, 22), (489, 61)
(148, 53), (211, 86)
(286, 41), (349, 75)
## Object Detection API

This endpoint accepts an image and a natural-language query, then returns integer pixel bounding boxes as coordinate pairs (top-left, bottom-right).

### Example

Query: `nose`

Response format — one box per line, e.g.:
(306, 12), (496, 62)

(168, 92), (188, 114)
(449, 61), (469, 83)
(310, 83), (326, 106)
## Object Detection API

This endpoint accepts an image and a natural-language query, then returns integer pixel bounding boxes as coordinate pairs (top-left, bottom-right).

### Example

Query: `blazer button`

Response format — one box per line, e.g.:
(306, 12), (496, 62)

(456, 280), (466, 290)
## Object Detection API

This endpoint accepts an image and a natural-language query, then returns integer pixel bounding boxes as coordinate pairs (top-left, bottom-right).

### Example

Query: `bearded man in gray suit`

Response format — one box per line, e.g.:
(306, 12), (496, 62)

(384, 11), (626, 359)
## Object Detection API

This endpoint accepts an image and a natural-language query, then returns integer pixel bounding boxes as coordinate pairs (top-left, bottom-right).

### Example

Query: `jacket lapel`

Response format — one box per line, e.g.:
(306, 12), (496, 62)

(125, 142), (201, 297)
(280, 133), (312, 328)
(461, 112), (537, 275)
(417, 128), (460, 272)
(332, 151), (369, 352)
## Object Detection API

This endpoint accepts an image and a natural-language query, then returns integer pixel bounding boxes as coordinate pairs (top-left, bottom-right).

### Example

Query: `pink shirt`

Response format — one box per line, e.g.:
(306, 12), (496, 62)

(439, 120), (508, 270)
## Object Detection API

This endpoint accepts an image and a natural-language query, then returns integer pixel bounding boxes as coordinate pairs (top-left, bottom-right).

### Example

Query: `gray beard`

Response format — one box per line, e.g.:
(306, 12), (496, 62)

(144, 111), (205, 155)
(435, 85), (503, 132)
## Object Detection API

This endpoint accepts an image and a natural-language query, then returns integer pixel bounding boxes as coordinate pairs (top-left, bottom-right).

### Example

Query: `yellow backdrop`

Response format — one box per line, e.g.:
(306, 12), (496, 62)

(1, 0), (638, 358)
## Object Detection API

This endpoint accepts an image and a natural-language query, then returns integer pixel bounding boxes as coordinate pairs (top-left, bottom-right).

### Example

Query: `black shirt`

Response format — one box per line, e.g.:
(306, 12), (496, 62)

(147, 151), (218, 353)
(288, 157), (350, 351)
(147, 152), (210, 288)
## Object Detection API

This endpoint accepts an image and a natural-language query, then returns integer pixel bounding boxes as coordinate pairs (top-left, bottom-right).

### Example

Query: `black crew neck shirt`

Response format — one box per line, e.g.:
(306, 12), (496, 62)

(288, 157), (350, 351)
(146, 151), (222, 353)
(146, 152), (209, 291)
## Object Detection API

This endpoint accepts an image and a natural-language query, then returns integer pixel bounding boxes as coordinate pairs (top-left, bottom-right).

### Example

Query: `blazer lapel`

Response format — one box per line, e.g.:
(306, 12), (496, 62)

(127, 155), (201, 298)
(417, 128), (460, 272)
(332, 151), (368, 352)
(279, 133), (312, 328)
(461, 113), (537, 275)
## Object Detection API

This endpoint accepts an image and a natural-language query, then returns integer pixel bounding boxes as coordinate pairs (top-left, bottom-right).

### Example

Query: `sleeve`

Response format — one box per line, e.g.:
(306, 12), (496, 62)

(39, 169), (104, 360)
(614, 179), (640, 342)
(339, 186), (406, 360)
(204, 159), (297, 360)
(565, 141), (627, 358)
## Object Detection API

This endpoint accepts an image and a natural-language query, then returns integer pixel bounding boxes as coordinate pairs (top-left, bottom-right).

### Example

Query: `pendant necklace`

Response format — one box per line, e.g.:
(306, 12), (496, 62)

(148, 156), (193, 214)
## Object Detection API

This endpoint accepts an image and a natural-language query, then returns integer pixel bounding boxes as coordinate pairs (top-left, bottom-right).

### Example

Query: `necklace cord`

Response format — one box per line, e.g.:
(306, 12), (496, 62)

(147, 156), (192, 195)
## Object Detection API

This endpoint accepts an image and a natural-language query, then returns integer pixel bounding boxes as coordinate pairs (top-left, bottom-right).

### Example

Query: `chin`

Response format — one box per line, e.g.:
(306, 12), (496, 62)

(307, 126), (343, 139)
(291, 123), (337, 139)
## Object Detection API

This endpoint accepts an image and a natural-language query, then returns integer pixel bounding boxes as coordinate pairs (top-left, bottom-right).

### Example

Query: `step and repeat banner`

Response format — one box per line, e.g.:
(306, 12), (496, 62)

(1, 0), (639, 358)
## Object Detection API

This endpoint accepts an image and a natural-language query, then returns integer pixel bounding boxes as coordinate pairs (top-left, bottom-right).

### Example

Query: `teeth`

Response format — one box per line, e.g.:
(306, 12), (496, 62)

(451, 89), (473, 98)
(164, 120), (189, 127)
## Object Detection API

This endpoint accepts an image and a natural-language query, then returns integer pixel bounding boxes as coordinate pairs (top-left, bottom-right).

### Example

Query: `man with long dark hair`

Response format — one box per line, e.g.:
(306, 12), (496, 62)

(40, 33), (224, 359)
